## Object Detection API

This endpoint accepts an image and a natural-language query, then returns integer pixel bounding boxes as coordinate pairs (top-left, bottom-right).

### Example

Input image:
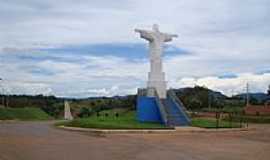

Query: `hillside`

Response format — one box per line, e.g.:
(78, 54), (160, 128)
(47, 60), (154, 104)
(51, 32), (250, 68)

(0, 107), (51, 120)
(174, 86), (228, 110)
(0, 94), (136, 118)
(2, 86), (267, 117)
(234, 93), (270, 104)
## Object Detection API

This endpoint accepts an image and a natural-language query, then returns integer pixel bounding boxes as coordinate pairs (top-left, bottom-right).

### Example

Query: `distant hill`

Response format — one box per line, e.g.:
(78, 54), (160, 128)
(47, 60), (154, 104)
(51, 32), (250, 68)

(173, 86), (227, 110)
(0, 94), (136, 118)
(234, 93), (270, 104)
(174, 86), (227, 99)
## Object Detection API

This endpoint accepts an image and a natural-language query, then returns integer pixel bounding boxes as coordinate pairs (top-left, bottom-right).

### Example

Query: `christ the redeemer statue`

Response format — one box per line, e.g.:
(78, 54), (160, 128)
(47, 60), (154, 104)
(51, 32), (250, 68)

(135, 24), (178, 98)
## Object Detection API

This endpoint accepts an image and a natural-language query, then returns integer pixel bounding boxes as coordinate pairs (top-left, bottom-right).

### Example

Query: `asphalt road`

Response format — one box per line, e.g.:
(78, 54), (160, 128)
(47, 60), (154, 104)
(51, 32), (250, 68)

(0, 121), (270, 160)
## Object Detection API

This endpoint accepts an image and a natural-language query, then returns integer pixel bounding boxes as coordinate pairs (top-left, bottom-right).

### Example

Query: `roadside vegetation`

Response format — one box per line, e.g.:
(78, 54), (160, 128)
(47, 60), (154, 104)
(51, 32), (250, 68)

(191, 118), (241, 128)
(0, 94), (136, 119)
(0, 107), (51, 121)
(1, 86), (269, 126)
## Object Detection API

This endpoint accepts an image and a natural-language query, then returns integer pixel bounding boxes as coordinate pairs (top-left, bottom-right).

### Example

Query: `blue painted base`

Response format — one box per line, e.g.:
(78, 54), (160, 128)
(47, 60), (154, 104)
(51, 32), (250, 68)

(136, 96), (163, 124)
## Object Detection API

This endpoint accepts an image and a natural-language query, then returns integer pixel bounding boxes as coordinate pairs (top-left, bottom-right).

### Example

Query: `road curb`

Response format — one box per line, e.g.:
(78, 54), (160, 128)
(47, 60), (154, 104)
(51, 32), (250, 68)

(58, 126), (176, 134)
(176, 127), (252, 132)
(58, 125), (252, 134)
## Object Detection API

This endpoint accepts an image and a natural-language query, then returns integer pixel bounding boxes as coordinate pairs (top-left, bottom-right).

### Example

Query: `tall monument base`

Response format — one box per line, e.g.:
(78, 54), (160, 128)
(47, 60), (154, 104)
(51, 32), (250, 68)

(147, 81), (167, 98)
(147, 59), (167, 98)
(136, 96), (163, 123)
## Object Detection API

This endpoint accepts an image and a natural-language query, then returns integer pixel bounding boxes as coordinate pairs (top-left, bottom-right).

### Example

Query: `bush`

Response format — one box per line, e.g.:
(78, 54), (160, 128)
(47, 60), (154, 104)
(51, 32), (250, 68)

(78, 107), (93, 118)
(41, 102), (64, 118)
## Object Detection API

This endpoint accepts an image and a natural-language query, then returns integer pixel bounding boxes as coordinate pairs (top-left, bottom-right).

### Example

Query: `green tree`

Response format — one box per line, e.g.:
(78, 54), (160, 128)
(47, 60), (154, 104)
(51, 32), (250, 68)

(78, 107), (93, 118)
(249, 96), (259, 105)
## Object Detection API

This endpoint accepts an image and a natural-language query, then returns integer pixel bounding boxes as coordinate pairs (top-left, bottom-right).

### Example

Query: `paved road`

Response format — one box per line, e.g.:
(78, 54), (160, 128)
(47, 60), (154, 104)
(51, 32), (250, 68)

(0, 121), (270, 160)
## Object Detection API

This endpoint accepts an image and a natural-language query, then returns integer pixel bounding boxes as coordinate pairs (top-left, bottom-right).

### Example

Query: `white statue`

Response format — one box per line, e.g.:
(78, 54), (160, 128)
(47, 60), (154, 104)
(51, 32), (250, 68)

(135, 24), (178, 98)
(64, 101), (73, 120)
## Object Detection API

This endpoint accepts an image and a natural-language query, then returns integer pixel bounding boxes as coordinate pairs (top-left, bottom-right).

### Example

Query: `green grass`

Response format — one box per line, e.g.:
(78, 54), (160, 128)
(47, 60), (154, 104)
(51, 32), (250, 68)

(192, 118), (241, 128)
(0, 107), (51, 121)
(61, 110), (168, 129)
(224, 115), (270, 124)
(201, 107), (244, 113)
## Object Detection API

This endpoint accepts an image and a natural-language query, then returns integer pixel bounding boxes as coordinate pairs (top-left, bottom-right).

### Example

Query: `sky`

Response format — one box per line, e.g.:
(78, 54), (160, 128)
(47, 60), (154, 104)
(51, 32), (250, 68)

(0, 0), (270, 97)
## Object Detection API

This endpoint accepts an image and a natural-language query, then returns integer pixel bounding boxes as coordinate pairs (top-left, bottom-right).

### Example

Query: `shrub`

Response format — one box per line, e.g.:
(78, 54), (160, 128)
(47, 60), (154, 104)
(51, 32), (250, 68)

(78, 107), (93, 118)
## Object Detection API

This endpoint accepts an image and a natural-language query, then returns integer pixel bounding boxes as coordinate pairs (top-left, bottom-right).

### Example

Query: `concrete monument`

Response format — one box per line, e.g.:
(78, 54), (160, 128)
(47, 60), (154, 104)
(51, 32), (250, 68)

(135, 24), (178, 98)
(64, 101), (73, 120)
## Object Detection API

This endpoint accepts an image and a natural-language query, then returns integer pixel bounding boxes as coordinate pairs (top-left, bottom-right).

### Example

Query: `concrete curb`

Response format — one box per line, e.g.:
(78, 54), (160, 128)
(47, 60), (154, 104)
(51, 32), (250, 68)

(58, 125), (252, 134)
(58, 126), (176, 134)
(175, 126), (252, 132)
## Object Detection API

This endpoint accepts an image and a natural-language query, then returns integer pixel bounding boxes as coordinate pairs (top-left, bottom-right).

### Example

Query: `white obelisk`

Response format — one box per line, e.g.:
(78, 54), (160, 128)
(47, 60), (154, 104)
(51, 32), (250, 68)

(64, 101), (73, 120)
(135, 24), (178, 98)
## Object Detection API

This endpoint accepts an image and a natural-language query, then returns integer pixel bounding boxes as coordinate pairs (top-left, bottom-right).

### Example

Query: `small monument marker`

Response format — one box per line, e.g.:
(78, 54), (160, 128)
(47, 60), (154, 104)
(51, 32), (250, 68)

(64, 100), (73, 120)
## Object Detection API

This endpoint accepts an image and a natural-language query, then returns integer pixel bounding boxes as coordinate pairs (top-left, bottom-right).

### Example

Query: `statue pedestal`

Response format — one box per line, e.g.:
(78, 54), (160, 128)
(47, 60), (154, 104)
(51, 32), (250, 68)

(147, 59), (167, 98)
(147, 80), (167, 98)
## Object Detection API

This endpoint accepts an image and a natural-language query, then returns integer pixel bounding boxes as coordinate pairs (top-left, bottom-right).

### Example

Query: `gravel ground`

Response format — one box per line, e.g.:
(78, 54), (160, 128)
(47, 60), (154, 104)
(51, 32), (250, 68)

(0, 121), (269, 160)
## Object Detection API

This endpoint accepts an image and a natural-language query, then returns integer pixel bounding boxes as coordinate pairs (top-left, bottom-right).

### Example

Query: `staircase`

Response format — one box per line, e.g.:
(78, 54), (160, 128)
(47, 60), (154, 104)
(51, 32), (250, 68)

(138, 88), (191, 127)
(160, 90), (191, 126)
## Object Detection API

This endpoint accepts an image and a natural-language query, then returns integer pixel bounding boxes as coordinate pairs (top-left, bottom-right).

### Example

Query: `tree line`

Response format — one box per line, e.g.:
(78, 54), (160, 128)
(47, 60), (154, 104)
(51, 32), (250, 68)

(0, 94), (136, 118)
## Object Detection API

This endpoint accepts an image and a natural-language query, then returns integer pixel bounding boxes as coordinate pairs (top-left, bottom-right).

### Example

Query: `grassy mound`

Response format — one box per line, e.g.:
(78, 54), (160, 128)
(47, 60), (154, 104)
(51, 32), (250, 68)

(0, 107), (51, 121)
(61, 109), (167, 129)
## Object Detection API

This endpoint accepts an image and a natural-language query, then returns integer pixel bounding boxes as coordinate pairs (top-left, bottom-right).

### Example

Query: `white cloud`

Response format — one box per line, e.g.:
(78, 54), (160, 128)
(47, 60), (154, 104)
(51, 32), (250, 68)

(172, 73), (270, 96)
(0, 0), (269, 97)
(0, 81), (52, 96)
(1, 52), (269, 97)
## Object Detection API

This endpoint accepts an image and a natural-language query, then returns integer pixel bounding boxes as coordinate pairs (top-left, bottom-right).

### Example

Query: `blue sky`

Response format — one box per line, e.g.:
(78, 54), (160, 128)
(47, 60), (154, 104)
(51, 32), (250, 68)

(0, 0), (270, 97)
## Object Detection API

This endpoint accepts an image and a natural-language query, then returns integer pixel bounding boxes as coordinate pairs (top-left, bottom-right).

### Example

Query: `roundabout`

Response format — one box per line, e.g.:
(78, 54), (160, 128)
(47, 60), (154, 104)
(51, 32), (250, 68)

(0, 121), (269, 160)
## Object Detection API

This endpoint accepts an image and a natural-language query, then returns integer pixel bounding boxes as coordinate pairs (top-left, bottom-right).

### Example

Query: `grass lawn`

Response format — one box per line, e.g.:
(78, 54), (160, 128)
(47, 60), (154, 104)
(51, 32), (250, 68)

(58, 108), (245, 129)
(192, 118), (242, 128)
(61, 110), (168, 129)
(0, 107), (51, 121)
(225, 115), (270, 124)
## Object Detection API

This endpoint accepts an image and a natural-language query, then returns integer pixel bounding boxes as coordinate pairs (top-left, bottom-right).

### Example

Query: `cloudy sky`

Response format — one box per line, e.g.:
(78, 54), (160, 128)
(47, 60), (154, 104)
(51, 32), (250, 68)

(0, 0), (270, 97)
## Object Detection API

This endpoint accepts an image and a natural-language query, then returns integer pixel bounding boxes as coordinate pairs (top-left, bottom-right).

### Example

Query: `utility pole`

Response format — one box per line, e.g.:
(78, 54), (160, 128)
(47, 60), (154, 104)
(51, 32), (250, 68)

(246, 83), (249, 107)
(6, 94), (9, 108)
(231, 89), (234, 97)
(0, 78), (4, 107)
(208, 90), (211, 109)
(0, 78), (9, 108)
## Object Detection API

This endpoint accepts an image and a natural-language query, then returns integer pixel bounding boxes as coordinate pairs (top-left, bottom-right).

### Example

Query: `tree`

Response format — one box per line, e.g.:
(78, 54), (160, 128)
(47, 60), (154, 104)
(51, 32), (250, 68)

(78, 107), (93, 118)
(186, 98), (202, 110)
(249, 96), (259, 105)
(268, 85), (270, 95)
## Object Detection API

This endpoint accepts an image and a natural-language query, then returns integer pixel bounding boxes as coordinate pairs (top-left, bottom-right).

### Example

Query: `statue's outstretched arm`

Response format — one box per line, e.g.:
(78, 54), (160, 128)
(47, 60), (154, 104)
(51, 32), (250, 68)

(135, 29), (154, 42)
(164, 33), (178, 42)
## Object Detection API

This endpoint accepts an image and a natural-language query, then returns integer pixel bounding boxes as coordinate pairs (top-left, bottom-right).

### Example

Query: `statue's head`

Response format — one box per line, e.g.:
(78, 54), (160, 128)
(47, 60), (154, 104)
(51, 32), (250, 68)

(152, 24), (159, 32)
